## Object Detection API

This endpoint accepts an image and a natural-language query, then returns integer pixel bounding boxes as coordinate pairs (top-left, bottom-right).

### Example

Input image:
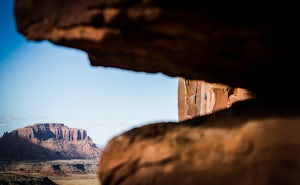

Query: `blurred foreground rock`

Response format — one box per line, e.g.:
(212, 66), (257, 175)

(99, 100), (300, 185)
(14, 0), (298, 100)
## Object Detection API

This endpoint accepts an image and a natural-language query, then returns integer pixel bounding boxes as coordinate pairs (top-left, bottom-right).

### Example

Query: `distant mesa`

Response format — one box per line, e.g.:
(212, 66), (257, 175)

(0, 123), (102, 161)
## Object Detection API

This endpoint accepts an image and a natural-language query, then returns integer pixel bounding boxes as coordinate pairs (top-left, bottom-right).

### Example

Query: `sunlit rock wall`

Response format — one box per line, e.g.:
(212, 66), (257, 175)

(178, 78), (254, 121)
(0, 123), (102, 160)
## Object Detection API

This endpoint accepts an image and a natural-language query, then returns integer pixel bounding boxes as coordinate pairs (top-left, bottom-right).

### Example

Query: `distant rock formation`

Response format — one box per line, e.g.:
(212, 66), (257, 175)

(0, 123), (102, 161)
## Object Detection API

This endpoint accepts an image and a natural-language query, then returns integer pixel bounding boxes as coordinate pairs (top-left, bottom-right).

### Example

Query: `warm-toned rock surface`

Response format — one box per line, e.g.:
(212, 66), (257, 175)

(99, 99), (300, 185)
(0, 123), (102, 160)
(13, 1), (300, 185)
(178, 78), (255, 121)
(0, 172), (58, 185)
(14, 0), (297, 100)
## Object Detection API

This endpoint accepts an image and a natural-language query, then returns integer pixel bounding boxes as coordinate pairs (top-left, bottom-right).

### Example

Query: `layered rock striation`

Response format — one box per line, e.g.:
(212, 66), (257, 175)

(0, 123), (102, 161)
(16, 123), (88, 142)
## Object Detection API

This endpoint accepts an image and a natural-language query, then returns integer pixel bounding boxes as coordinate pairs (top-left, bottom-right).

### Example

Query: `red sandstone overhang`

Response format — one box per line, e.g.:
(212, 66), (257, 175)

(14, 0), (298, 101)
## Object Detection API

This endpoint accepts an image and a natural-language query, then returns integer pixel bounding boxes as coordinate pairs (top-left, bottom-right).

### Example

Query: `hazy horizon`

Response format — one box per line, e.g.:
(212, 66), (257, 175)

(0, 0), (178, 146)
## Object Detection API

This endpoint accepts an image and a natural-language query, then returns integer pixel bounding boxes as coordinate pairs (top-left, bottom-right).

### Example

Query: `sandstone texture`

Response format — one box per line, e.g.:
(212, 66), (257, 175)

(14, 0), (297, 100)
(99, 100), (300, 185)
(13, 0), (300, 185)
(178, 78), (255, 121)
(0, 123), (102, 160)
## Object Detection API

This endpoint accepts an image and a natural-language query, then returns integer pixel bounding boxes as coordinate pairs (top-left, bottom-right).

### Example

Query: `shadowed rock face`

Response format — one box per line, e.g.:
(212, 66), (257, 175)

(13, 1), (300, 185)
(14, 0), (298, 101)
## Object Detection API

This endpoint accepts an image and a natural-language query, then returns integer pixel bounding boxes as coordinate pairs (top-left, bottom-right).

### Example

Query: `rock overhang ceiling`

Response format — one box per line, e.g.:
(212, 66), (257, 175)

(14, 0), (298, 102)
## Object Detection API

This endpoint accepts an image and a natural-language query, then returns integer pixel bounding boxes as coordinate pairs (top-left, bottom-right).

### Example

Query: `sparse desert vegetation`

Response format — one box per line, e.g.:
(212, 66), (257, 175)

(0, 172), (101, 185)
(0, 159), (101, 185)
(0, 172), (58, 185)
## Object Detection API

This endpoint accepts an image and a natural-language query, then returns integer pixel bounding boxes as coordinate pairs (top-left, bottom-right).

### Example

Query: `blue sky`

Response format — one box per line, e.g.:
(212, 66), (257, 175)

(0, 0), (178, 146)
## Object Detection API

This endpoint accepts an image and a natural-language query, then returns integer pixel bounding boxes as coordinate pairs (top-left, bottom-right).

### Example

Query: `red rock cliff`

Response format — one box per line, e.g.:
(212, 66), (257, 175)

(0, 123), (102, 161)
